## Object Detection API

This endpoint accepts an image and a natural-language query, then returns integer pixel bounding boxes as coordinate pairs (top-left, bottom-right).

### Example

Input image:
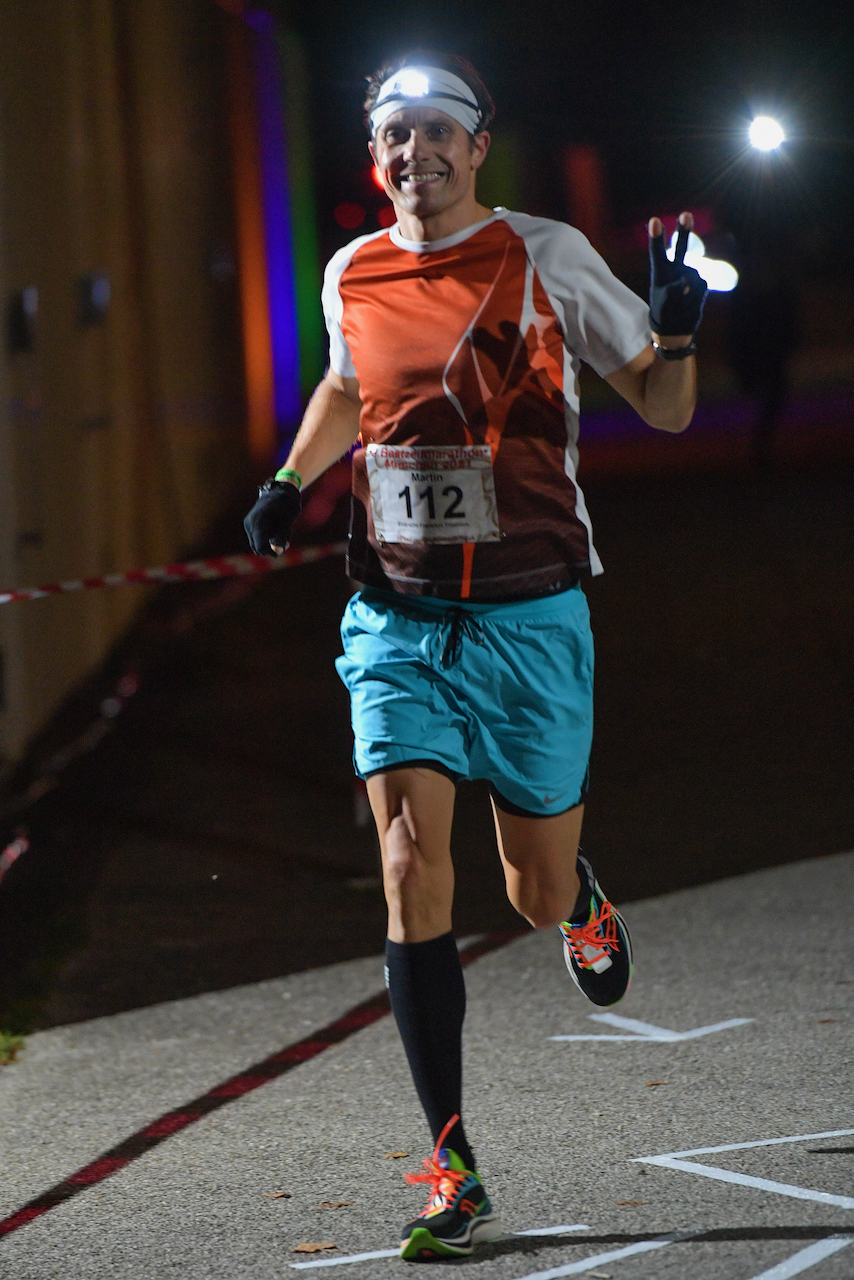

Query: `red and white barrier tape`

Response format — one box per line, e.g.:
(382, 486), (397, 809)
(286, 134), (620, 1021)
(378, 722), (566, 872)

(0, 542), (347, 605)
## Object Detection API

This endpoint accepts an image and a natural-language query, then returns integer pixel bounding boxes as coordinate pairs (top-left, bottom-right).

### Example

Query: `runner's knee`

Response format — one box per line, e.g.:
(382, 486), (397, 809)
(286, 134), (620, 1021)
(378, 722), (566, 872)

(513, 886), (565, 929)
(382, 813), (424, 890)
(525, 900), (567, 930)
(510, 873), (576, 930)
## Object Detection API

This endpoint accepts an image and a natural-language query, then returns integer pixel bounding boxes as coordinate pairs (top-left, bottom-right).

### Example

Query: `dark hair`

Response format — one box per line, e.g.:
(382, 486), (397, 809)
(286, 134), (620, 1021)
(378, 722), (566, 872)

(364, 50), (495, 135)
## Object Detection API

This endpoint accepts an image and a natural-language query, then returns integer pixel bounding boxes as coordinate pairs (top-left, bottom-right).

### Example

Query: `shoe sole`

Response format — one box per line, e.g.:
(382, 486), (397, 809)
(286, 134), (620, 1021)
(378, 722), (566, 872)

(400, 1215), (504, 1261)
(563, 884), (634, 1007)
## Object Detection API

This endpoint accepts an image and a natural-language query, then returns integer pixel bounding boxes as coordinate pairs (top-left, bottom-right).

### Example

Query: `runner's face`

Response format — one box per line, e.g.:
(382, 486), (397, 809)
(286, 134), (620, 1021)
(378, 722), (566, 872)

(370, 107), (488, 220)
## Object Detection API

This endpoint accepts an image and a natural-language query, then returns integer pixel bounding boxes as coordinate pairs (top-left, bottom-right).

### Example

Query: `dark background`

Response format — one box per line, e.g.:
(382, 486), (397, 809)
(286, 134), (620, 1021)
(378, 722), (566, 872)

(0, 0), (851, 1037)
(298, 0), (852, 267)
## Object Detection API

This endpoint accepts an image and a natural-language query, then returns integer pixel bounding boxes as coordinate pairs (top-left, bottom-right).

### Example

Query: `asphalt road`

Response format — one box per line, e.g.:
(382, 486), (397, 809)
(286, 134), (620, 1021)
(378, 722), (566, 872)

(1, 853), (852, 1278)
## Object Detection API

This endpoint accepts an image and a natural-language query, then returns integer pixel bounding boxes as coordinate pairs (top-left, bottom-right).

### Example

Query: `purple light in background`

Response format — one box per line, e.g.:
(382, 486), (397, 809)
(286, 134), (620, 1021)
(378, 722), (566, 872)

(245, 8), (301, 439)
(579, 386), (853, 443)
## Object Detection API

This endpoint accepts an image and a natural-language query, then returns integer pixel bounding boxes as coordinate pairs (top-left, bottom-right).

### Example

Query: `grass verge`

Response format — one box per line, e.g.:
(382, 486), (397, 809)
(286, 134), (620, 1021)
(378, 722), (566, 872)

(0, 1029), (25, 1065)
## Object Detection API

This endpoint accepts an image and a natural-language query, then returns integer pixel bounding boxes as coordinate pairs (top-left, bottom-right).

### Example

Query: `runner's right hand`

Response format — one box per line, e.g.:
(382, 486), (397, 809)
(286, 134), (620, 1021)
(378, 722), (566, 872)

(243, 479), (302, 556)
(648, 211), (707, 337)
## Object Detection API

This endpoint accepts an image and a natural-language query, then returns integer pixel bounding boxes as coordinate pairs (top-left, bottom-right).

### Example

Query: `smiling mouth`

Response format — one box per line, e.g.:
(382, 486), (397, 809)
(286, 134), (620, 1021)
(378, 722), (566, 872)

(398, 171), (446, 186)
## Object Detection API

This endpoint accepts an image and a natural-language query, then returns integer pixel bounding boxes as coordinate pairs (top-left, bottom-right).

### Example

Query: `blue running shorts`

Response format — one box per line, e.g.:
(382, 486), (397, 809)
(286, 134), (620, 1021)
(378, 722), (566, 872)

(336, 585), (594, 817)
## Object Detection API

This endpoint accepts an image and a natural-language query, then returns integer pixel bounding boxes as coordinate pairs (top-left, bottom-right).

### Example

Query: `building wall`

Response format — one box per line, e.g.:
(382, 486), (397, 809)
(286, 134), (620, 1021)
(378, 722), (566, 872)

(0, 0), (249, 764)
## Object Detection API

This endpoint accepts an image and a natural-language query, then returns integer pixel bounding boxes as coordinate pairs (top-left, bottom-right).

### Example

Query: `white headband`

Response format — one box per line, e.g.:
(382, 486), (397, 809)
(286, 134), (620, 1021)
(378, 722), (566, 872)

(369, 66), (482, 136)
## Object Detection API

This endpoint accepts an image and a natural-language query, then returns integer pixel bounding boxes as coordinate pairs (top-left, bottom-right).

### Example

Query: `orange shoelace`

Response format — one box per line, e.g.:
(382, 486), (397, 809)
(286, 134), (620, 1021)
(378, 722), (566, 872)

(562, 900), (620, 968)
(405, 1114), (468, 1213)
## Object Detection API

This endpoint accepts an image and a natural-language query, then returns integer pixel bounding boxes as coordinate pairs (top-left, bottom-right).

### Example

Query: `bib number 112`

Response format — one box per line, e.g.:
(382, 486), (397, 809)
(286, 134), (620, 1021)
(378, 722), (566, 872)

(366, 443), (500, 544)
(397, 484), (465, 521)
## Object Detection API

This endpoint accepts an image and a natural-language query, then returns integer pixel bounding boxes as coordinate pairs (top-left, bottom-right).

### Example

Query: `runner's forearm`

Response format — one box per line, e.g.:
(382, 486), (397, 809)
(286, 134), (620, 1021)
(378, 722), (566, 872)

(641, 347), (697, 433)
(283, 375), (362, 489)
(605, 342), (696, 434)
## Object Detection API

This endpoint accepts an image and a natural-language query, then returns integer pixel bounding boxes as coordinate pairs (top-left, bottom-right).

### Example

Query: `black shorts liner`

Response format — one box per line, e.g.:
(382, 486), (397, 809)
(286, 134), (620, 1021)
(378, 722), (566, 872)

(363, 758), (462, 785)
(363, 760), (588, 818)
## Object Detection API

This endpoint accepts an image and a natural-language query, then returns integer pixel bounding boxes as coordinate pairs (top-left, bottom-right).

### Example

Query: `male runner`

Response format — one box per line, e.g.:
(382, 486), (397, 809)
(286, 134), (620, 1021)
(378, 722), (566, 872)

(244, 52), (706, 1262)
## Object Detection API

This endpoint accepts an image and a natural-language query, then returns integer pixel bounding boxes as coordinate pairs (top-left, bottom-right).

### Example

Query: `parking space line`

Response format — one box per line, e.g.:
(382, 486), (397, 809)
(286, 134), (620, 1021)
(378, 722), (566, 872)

(637, 1128), (854, 1161)
(291, 1247), (399, 1270)
(289, 1228), (854, 1277)
(551, 1013), (753, 1043)
(591, 1013), (753, 1040)
(634, 1129), (854, 1210)
(637, 1156), (854, 1208)
(515, 1225), (591, 1237)
(550, 1034), (658, 1041)
(746, 1235), (853, 1280)
(512, 1235), (675, 1280)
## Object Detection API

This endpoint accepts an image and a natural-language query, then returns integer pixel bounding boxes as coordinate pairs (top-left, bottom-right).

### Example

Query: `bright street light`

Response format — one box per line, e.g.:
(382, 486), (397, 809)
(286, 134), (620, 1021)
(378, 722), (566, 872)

(749, 116), (785, 151)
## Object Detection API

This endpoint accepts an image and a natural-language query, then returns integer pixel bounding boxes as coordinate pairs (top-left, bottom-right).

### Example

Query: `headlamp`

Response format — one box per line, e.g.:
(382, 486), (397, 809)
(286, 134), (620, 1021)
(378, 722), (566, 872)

(393, 70), (430, 99)
(370, 66), (482, 136)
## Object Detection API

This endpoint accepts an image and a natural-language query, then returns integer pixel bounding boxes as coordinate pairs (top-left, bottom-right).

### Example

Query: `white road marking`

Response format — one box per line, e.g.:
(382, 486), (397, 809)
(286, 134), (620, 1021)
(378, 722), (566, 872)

(636, 1128), (854, 1161)
(551, 1013), (752, 1043)
(634, 1128), (854, 1210)
(594, 1013), (753, 1040)
(550, 1034), (663, 1042)
(746, 1236), (854, 1280)
(291, 1248), (399, 1270)
(515, 1225), (591, 1237)
(590, 1014), (694, 1040)
(289, 1224), (589, 1269)
(637, 1156), (854, 1208)
(512, 1236), (674, 1280)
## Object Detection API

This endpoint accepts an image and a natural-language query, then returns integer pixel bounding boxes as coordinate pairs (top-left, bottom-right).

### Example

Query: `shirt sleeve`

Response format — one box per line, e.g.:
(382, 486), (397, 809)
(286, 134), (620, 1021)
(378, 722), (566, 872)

(504, 213), (651, 378)
(321, 245), (357, 379)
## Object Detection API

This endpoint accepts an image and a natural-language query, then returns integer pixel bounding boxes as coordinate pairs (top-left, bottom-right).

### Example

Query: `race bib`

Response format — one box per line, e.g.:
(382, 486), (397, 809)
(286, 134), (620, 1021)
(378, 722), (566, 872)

(366, 444), (500, 545)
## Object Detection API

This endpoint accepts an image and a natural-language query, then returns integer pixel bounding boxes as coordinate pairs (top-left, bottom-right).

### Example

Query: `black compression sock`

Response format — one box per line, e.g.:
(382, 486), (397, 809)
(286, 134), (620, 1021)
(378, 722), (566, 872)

(385, 932), (475, 1172)
(568, 854), (594, 924)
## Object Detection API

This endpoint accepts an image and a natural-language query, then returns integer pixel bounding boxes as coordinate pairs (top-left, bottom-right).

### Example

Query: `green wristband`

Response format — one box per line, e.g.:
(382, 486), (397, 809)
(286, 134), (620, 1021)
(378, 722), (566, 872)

(274, 467), (302, 490)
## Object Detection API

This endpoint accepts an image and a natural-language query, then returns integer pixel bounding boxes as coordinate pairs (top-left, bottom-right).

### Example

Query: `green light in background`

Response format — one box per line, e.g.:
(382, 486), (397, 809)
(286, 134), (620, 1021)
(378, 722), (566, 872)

(476, 130), (523, 213)
(276, 26), (325, 399)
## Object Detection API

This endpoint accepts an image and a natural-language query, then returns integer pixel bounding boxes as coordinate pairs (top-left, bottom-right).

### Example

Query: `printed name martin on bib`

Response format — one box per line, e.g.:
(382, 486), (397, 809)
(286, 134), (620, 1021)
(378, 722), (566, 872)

(367, 444), (500, 545)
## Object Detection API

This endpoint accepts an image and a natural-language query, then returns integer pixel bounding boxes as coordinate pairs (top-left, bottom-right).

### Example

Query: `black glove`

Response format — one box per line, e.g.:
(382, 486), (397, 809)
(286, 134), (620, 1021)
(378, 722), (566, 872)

(649, 220), (708, 336)
(243, 479), (302, 556)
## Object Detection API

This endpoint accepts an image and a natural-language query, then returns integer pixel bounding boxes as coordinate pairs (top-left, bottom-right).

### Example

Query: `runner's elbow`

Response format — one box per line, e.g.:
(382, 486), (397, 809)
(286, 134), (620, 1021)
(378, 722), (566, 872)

(647, 406), (694, 433)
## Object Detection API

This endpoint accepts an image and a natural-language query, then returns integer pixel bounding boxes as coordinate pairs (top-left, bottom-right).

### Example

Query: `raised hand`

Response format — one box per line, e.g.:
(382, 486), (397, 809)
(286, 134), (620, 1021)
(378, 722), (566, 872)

(648, 212), (707, 338)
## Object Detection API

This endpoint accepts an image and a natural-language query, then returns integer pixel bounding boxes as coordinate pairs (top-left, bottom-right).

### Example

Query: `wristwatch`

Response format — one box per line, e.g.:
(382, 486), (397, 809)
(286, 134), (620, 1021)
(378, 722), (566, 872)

(652, 340), (697, 361)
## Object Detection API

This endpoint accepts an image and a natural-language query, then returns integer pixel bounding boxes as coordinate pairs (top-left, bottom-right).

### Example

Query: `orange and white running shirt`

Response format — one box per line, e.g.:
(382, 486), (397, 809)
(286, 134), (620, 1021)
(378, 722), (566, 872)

(323, 208), (650, 601)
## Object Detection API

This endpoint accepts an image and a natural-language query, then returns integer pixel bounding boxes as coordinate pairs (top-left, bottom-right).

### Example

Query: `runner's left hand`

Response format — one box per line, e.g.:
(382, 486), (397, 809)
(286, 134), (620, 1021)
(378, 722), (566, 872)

(648, 212), (707, 337)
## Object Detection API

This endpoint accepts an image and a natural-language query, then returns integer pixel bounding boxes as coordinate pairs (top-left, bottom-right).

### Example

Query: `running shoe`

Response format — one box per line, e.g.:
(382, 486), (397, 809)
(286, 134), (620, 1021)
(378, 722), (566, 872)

(400, 1115), (503, 1260)
(559, 854), (633, 1007)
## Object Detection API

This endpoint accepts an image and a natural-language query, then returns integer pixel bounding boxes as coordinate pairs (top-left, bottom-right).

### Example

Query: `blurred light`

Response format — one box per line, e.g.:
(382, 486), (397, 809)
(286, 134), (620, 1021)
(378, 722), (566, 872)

(378, 207), (396, 228)
(0, 834), (29, 886)
(372, 166), (386, 190)
(78, 273), (111, 324)
(392, 70), (430, 98)
(334, 202), (366, 230)
(668, 229), (706, 258)
(668, 230), (738, 293)
(749, 116), (785, 151)
(691, 257), (738, 292)
(209, 245), (236, 282)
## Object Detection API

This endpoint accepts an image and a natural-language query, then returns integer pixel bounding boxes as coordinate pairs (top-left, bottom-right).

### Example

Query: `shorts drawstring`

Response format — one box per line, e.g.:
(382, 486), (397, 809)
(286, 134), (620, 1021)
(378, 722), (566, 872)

(440, 608), (485, 669)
